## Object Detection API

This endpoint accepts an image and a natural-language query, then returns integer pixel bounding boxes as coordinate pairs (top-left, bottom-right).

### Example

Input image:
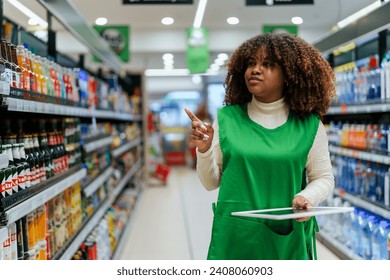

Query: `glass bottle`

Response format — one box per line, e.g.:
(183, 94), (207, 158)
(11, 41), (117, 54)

(8, 43), (23, 89)
(16, 45), (30, 91)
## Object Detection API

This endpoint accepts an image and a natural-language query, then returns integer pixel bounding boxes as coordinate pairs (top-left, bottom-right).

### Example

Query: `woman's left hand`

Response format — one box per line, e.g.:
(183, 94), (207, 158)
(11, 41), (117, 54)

(292, 195), (313, 222)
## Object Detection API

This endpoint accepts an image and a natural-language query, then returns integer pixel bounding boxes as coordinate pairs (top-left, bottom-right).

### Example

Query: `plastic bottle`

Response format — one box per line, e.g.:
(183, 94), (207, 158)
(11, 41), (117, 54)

(356, 210), (368, 256)
(361, 215), (379, 259)
(372, 220), (390, 260)
(349, 208), (360, 251)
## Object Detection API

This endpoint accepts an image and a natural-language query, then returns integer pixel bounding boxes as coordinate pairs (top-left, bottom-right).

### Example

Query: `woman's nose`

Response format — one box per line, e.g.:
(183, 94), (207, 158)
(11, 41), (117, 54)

(251, 66), (262, 74)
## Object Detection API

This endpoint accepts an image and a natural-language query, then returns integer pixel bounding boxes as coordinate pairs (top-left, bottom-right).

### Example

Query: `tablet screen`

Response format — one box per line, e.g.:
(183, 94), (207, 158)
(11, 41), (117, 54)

(231, 206), (354, 220)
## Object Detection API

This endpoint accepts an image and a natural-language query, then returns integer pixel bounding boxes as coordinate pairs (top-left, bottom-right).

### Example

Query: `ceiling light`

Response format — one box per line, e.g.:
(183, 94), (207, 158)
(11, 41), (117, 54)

(193, 0), (208, 28)
(8, 0), (48, 28)
(336, 0), (389, 29)
(161, 17), (174, 25)
(291, 16), (303, 25)
(227, 17), (239, 25)
(218, 53), (229, 60)
(162, 53), (174, 61)
(95, 17), (108, 25)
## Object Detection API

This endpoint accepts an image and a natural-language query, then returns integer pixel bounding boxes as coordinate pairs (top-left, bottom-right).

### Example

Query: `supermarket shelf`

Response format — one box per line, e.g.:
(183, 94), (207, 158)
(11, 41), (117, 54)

(59, 160), (142, 260)
(112, 137), (142, 158)
(334, 188), (390, 219)
(0, 227), (8, 244)
(329, 145), (390, 165)
(5, 168), (86, 225)
(112, 190), (143, 260)
(316, 231), (363, 260)
(3, 96), (138, 121)
(327, 102), (390, 115)
(83, 136), (114, 153)
(83, 167), (114, 198)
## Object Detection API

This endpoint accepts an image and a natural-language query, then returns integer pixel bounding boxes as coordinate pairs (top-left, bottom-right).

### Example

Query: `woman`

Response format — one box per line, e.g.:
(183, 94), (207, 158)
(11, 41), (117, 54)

(185, 32), (336, 260)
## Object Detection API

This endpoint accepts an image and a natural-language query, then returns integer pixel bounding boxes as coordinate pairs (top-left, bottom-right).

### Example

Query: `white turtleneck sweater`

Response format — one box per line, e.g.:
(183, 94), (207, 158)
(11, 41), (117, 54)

(196, 97), (334, 206)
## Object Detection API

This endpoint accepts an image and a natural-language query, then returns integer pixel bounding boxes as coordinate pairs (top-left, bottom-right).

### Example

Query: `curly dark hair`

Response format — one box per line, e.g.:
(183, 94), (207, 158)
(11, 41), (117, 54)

(224, 32), (336, 118)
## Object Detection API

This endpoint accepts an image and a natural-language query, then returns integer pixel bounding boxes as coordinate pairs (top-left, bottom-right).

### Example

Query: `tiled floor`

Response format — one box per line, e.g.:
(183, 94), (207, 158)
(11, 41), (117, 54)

(118, 166), (340, 260)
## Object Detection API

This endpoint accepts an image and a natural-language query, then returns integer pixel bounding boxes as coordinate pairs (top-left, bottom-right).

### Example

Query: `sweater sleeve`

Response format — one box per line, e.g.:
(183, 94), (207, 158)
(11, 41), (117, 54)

(196, 118), (223, 191)
(296, 121), (335, 206)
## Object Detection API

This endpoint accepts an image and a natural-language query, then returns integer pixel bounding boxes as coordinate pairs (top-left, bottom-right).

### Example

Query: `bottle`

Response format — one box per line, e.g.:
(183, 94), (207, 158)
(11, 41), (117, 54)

(39, 120), (54, 179)
(357, 211), (368, 257)
(19, 143), (31, 189)
(16, 45), (30, 91)
(361, 215), (378, 259)
(0, 40), (12, 86)
(8, 43), (23, 89)
(23, 134), (38, 187)
(12, 142), (26, 192)
(372, 220), (390, 260)
(4, 143), (19, 196)
(32, 131), (46, 183)
(15, 219), (24, 260)
(25, 49), (36, 92)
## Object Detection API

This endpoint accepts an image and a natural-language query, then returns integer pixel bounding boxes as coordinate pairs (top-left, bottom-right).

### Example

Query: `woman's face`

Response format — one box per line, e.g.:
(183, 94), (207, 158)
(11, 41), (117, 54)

(244, 48), (284, 103)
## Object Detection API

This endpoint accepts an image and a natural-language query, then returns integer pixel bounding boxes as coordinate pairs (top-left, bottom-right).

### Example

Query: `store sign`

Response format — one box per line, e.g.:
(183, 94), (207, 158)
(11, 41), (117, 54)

(123, 0), (192, 4)
(93, 25), (130, 63)
(263, 25), (298, 35)
(186, 27), (210, 74)
(247, 0), (313, 5)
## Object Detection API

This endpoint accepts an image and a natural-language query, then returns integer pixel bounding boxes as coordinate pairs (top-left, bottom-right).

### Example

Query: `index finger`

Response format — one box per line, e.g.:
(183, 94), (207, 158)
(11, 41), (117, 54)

(184, 108), (201, 122)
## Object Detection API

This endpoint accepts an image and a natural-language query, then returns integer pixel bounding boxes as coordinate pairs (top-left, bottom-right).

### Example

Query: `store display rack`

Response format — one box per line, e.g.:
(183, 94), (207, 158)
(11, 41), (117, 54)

(1, 90), (142, 122)
(57, 160), (142, 260)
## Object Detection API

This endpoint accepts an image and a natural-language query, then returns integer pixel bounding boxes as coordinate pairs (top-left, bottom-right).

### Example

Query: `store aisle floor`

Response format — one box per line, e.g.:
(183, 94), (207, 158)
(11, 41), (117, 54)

(118, 167), (340, 260)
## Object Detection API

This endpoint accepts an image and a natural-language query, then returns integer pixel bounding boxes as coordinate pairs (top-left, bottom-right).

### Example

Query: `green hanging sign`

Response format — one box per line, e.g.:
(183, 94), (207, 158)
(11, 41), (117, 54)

(263, 25), (298, 35)
(93, 25), (130, 62)
(186, 27), (209, 74)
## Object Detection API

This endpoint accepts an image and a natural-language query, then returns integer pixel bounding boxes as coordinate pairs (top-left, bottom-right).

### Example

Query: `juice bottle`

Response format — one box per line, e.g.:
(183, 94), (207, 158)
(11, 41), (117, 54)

(9, 43), (23, 89)
(25, 49), (36, 92)
(31, 53), (42, 94)
(16, 45), (30, 91)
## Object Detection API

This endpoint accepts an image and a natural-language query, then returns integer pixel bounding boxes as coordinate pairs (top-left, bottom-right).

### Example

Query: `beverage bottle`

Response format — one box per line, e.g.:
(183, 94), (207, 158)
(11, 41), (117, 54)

(23, 134), (38, 187)
(16, 45), (30, 91)
(25, 49), (36, 92)
(48, 129), (59, 176)
(39, 120), (54, 179)
(32, 131), (46, 183)
(19, 143), (31, 189)
(15, 218), (24, 260)
(4, 143), (18, 196)
(361, 215), (378, 259)
(20, 216), (30, 259)
(30, 53), (42, 94)
(357, 211), (369, 257)
(39, 56), (48, 95)
(8, 43), (23, 89)
(12, 142), (26, 191)
(372, 220), (390, 260)
(8, 222), (17, 260)
(0, 40), (12, 89)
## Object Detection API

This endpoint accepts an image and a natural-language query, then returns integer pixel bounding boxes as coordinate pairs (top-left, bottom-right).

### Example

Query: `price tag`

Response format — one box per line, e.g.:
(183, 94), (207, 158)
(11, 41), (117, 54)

(17, 99), (23, 111)
(36, 102), (43, 113)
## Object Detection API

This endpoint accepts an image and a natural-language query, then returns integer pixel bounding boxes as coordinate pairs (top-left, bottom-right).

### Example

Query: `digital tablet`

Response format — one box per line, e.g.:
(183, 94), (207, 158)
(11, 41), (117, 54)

(231, 206), (355, 220)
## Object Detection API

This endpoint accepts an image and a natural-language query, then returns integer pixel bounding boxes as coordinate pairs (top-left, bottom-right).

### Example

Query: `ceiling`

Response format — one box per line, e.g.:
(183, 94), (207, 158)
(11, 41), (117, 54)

(2, 0), (381, 99)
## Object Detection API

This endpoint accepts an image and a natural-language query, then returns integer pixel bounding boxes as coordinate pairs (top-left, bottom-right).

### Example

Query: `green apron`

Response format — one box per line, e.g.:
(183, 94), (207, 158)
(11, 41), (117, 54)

(207, 104), (320, 260)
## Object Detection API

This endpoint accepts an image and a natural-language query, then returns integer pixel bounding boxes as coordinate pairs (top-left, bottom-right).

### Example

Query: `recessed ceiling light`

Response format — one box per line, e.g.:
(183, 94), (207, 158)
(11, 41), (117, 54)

(227, 17), (239, 25)
(95, 17), (108, 25)
(162, 53), (174, 61)
(161, 17), (174, 25)
(291, 16), (303, 25)
(218, 53), (229, 60)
